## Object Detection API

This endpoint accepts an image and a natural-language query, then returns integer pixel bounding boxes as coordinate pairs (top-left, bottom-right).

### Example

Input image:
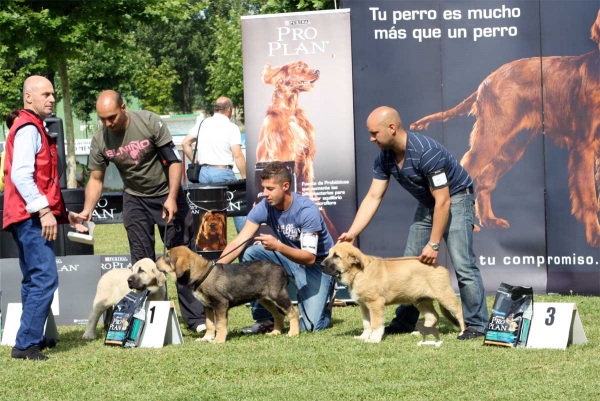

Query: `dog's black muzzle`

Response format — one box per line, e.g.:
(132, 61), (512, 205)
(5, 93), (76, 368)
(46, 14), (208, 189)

(321, 259), (341, 278)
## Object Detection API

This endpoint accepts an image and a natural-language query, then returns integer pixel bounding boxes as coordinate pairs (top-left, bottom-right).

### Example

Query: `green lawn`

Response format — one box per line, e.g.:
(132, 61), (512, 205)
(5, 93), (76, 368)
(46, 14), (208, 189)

(2, 220), (599, 400)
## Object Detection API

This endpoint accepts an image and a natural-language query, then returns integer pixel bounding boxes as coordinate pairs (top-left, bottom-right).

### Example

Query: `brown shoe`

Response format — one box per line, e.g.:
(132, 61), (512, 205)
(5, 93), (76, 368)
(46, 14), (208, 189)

(11, 345), (48, 361)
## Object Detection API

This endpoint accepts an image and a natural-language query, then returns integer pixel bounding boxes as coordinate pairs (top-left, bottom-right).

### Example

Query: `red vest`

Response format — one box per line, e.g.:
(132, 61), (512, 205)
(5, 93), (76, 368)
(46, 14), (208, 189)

(2, 109), (67, 229)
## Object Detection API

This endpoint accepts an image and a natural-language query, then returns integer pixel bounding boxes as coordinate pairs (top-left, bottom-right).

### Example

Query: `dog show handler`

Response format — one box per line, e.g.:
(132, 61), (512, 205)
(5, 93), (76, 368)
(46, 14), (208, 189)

(219, 161), (335, 333)
(71, 90), (207, 334)
(338, 106), (489, 340)
(2, 76), (84, 360)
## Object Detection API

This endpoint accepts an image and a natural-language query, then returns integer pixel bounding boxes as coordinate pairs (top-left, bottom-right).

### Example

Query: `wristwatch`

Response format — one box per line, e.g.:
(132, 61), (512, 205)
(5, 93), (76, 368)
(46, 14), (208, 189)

(427, 241), (440, 251)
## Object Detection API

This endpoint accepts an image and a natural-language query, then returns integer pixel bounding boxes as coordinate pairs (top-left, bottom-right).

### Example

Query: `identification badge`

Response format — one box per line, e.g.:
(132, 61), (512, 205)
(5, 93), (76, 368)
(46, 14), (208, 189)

(427, 168), (448, 189)
(300, 232), (318, 255)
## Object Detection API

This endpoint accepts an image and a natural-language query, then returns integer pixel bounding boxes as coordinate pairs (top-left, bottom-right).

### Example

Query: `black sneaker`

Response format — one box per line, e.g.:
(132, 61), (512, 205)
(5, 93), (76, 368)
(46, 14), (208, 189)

(11, 345), (48, 361)
(457, 327), (485, 340)
(39, 338), (57, 351)
(241, 320), (275, 335)
(384, 325), (415, 335)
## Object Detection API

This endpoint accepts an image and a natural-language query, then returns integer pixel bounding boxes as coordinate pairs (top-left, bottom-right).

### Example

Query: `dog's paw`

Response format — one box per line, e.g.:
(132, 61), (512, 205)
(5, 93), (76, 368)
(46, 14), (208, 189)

(364, 337), (382, 343)
(82, 332), (97, 340)
(287, 331), (299, 337)
(354, 333), (370, 340)
(197, 336), (215, 342)
(267, 330), (282, 336)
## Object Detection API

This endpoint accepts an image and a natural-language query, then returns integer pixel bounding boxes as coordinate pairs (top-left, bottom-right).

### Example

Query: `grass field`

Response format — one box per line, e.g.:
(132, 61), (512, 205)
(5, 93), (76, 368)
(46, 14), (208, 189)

(2, 220), (599, 400)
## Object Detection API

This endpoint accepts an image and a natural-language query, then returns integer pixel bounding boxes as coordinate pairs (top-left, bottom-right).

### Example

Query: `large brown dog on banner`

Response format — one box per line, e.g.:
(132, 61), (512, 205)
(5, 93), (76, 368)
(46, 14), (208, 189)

(322, 242), (465, 343)
(410, 10), (600, 247)
(257, 61), (319, 188)
(256, 60), (338, 240)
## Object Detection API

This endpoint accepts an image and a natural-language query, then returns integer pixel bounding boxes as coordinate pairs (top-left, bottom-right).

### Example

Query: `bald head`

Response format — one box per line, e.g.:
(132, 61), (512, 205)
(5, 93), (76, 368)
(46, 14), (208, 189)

(367, 106), (403, 131)
(214, 96), (233, 117)
(96, 90), (124, 110)
(23, 75), (55, 119)
(96, 90), (128, 132)
(366, 106), (406, 151)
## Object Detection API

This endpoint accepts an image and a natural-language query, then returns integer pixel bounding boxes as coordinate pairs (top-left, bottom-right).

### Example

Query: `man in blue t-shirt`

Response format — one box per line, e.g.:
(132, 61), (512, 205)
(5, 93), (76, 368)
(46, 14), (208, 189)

(219, 161), (335, 333)
(339, 106), (488, 340)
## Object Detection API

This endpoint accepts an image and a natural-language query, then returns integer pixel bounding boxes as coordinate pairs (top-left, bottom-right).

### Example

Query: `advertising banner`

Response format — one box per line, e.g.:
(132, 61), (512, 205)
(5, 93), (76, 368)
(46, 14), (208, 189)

(241, 9), (357, 241)
(1, 256), (101, 327)
(346, 0), (573, 293)
(541, 1), (600, 294)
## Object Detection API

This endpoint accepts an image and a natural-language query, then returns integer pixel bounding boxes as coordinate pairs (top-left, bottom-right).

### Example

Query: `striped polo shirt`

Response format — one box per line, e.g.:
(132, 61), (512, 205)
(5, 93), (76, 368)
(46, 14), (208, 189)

(373, 131), (473, 208)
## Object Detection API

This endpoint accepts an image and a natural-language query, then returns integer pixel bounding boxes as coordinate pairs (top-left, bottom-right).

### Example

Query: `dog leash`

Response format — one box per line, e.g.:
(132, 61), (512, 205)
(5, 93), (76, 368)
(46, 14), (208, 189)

(187, 237), (256, 290)
(212, 237), (256, 266)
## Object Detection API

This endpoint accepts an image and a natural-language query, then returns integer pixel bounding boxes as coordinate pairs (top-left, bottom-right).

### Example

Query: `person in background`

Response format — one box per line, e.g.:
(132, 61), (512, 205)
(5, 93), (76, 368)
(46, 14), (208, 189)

(2, 76), (83, 360)
(338, 106), (488, 340)
(182, 97), (247, 232)
(71, 90), (207, 334)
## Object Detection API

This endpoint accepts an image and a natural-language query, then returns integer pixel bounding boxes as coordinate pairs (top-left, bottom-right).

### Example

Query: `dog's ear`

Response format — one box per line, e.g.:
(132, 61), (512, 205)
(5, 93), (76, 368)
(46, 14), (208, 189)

(174, 253), (190, 278)
(351, 256), (364, 270)
(262, 63), (282, 84)
(155, 267), (167, 288)
(591, 10), (600, 47)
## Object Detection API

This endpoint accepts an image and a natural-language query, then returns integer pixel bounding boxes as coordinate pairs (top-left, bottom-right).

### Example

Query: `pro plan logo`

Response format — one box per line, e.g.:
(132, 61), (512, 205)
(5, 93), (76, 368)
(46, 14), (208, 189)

(285, 19), (310, 26)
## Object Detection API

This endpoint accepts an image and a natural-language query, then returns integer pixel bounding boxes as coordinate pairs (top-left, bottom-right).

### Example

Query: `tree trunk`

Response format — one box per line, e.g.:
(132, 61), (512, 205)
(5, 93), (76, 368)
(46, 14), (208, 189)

(182, 74), (190, 113)
(57, 58), (78, 189)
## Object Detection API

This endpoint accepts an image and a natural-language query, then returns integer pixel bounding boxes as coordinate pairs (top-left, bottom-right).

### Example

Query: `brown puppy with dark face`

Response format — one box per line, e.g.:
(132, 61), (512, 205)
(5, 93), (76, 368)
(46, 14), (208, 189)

(322, 242), (465, 343)
(156, 246), (299, 343)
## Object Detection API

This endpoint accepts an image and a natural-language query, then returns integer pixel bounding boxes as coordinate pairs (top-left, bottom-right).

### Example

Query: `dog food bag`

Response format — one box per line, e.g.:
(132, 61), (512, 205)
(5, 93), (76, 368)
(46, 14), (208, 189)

(484, 283), (533, 348)
(124, 293), (150, 348)
(105, 290), (149, 347)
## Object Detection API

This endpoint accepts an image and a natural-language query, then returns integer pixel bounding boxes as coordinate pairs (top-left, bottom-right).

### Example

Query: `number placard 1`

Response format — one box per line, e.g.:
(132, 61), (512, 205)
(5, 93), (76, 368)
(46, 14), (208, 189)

(526, 303), (587, 350)
(137, 301), (183, 348)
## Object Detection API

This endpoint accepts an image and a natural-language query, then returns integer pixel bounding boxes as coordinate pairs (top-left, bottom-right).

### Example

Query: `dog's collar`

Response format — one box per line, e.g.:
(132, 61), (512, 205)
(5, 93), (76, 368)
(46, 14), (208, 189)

(192, 261), (217, 287)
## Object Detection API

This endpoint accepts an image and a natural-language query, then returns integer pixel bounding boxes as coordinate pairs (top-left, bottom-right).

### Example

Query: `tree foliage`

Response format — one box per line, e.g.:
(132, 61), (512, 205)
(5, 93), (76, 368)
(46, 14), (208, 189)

(0, 0), (197, 187)
(262, 0), (338, 13)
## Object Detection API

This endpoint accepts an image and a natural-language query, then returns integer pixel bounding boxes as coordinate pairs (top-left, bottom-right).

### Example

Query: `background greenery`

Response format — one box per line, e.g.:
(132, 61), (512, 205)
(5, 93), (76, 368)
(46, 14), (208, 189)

(0, 0), (338, 187)
(1, 219), (599, 400)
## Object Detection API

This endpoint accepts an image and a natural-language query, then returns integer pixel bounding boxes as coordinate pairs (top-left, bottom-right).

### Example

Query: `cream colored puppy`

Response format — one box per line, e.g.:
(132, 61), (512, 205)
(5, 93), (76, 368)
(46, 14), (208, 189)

(82, 258), (166, 340)
(322, 242), (465, 343)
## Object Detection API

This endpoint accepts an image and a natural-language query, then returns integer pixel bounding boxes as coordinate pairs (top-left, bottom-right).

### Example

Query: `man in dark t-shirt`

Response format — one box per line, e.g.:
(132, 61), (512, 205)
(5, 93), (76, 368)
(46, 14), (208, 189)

(73, 90), (206, 334)
(339, 106), (488, 340)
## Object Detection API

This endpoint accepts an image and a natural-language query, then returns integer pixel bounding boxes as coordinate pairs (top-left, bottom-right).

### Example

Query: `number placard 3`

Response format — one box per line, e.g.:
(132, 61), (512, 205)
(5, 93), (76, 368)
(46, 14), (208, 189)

(526, 303), (587, 350)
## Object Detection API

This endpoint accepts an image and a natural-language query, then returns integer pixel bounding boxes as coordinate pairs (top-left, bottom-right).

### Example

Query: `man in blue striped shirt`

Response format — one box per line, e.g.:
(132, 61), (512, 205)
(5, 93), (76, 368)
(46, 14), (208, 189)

(338, 106), (488, 340)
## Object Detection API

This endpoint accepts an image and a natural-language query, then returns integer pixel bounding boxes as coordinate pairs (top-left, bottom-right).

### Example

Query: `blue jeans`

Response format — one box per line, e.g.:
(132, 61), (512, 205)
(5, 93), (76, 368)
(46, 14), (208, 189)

(241, 244), (335, 331)
(10, 217), (58, 350)
(390, 192), (488, 333)
(199, 166), (246, 233)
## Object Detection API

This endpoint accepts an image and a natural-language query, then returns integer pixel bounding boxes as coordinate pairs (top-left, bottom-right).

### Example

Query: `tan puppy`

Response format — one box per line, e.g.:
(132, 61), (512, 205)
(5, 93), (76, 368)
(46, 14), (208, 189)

(156, 246), (299, 344)
(322, 242), (466, 343)
(82, 258), (166, 340)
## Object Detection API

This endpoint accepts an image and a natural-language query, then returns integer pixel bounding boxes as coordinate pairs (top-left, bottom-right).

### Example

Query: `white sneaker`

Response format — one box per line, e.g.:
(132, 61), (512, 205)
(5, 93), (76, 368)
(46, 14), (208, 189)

(195, 323), (207, 333)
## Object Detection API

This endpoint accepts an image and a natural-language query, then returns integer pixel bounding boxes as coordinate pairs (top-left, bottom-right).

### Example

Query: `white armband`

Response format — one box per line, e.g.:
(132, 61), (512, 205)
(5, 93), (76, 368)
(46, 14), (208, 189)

(300, 232), (318, 255)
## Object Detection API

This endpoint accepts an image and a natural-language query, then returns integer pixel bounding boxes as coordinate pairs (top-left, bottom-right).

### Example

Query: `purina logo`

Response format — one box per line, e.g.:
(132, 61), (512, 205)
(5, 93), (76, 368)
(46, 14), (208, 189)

(104, 256), (129, 262)
(286, 19), (310, 26)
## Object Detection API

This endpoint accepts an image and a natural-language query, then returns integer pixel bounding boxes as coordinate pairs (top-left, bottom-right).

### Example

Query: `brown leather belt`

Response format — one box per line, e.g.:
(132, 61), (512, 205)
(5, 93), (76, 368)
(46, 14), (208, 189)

(201, 164), (232, 169)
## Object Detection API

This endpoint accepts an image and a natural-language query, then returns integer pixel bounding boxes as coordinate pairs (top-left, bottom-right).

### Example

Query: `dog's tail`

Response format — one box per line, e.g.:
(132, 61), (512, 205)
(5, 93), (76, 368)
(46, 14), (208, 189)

(439, 305), (461, 328)
(409, 91), (478, 131)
